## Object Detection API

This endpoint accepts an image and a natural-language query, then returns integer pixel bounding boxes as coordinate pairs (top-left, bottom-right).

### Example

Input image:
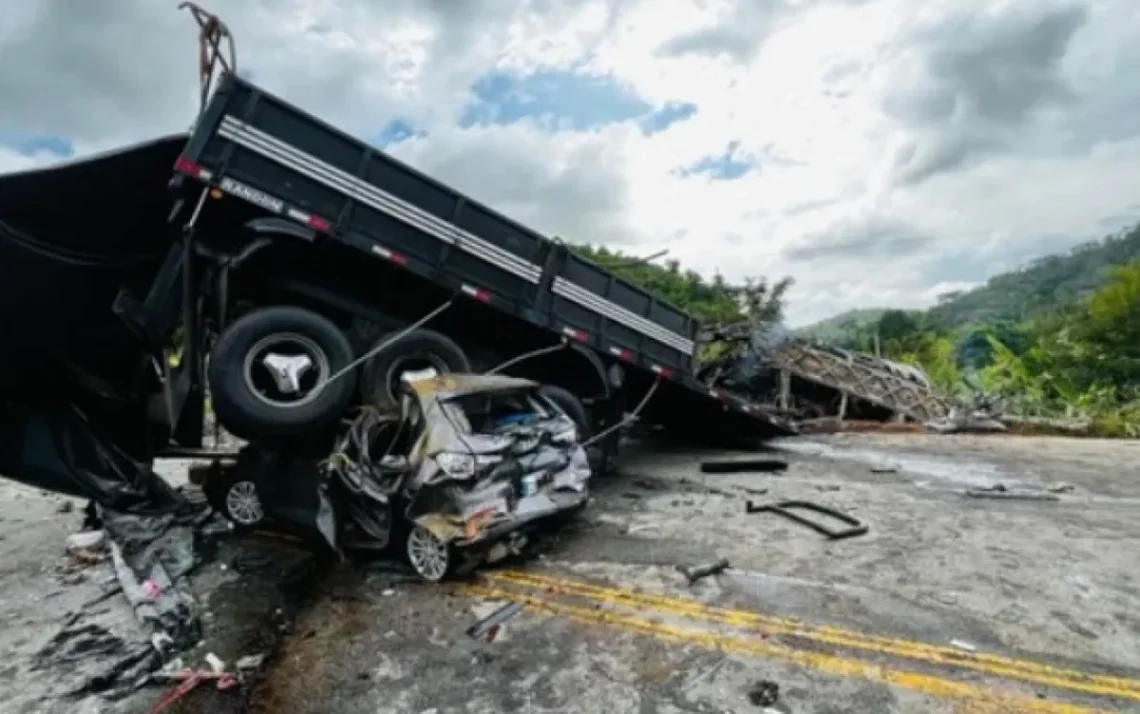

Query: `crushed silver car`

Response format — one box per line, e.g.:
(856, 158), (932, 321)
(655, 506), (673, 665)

(329, 373), (592, 581)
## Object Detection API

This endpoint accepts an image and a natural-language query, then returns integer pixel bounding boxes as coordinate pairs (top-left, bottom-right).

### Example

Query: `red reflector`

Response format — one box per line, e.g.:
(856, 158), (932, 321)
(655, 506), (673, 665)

(563, 327), (588, 343)
(174, 156), (202, 177)
(462, 285), (491, 302)
(370, 244), (409, 266)
(652, 365), (674, 379)
(307, 215), (332, 233)
(618, 349), (632, 361)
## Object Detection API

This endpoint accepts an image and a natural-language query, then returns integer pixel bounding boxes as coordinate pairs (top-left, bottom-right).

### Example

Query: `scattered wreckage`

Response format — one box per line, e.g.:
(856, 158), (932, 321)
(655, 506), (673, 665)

(0, 0), (798, 645)
(697, 320), (1013, 434)
(204, 373), (593, 581)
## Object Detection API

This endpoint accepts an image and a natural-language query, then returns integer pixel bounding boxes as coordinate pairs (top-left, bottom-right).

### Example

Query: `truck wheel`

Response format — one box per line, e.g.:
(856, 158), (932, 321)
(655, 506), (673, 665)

(360, 329), (470, 410)
(207, 306), (356, 439)
(539, 385), (592, 438)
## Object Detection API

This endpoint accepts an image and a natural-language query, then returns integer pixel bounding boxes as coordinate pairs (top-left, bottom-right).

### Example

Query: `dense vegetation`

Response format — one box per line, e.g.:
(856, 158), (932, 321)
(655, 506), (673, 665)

(805, 225), (1140, 435)
(574, 224), (1140, 437)
(571, 245), (792, 326)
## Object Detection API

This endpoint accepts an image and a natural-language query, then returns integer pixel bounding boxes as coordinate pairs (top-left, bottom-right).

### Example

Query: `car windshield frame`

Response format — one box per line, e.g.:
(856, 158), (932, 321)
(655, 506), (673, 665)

(437, 387), (556, 435)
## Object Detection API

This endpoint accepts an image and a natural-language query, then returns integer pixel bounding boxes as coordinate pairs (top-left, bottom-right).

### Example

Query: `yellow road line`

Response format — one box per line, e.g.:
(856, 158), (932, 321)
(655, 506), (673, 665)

(486, 569), (1140, 703)
(465, 583), (1111, 714)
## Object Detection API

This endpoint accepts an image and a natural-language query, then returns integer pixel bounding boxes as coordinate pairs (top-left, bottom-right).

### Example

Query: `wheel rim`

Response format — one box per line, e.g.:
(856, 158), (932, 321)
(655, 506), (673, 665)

(382, 353), (449, 400)
(242, 333), (331, 409)
(225, 481), (264, 525)
(406, 525), (450, 581)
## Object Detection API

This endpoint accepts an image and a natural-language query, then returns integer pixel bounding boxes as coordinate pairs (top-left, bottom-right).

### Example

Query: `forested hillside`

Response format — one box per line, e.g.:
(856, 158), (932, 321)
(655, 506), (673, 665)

(796, 308), (891, 343)
(802, 223), (1140, 435)
(928, 225), (1140, 327)
(571, 223), (1140, 436)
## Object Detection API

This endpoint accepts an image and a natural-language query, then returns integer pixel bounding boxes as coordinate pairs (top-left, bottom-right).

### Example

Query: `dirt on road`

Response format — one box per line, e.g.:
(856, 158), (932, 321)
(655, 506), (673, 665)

(251, 433), (1140, 714)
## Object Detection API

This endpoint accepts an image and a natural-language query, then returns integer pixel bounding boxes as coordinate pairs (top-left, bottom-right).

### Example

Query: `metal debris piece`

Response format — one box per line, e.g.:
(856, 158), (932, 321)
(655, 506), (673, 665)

(964, 488), (1059, 502)
(677, 558), (731, 585)
(146, 669), (239, 714)
(700, 460), (788, 474)
(1048, 483), (1075, 494)
(870, 466), (897, 474)
(950, 639), (977, 652)
(746, 500), (868, 540)
(466, 601), (524, 641)
(683, 656), (728, 692)
(747, 680), (780, 707)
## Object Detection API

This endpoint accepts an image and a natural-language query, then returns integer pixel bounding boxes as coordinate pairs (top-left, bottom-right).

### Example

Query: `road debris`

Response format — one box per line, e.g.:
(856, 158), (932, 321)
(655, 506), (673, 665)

(677, 477), (737, 498)
(1048, 482), (1076, 494)
(683, 656), (728, 692)
(466, 601), (524, 642)
(746, 500), (869, 540)
(950, 639), (978, 652)
(964, 485), (1060, 501)
(146, 668), (239, 714)
(747, 679), (780, 707)
(870, 466), (898, 474)
(236, 654), (267, 671)
(677, 558), (731, 585)
(700, 459), (788, 474)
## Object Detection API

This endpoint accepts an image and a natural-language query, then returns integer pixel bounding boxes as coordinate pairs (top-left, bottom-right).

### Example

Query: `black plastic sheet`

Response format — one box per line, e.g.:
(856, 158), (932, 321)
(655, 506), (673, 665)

(0, 399), (184, 513)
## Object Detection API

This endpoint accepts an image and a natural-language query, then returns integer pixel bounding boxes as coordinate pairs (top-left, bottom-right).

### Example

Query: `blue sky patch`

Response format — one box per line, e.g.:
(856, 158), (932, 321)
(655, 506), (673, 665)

(373, 119), (420, 148)
(640, 101), (698, 135)
(0, 131), (74, 158)
(461, 69), (665, 132)
(678, 140), (754, 180)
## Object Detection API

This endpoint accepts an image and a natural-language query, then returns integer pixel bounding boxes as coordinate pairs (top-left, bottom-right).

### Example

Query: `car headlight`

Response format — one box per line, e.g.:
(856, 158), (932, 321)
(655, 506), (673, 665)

(434, 452), (501, 478)
(435, 452), (476, 478)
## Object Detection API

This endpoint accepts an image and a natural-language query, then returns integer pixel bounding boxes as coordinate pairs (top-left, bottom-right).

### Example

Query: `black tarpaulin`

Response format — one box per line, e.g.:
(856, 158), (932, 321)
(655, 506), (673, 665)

(0, 399), (184, 513)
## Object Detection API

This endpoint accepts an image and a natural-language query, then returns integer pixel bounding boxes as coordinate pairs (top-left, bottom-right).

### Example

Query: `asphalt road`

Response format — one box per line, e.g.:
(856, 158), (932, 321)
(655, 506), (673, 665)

(2, 434), (1139, 713)
(250, 434), (1140, 714)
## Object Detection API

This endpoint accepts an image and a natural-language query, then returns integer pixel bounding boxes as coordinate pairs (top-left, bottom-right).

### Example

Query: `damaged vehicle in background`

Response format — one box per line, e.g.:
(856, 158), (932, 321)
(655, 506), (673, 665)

(203, 373), (593, 581)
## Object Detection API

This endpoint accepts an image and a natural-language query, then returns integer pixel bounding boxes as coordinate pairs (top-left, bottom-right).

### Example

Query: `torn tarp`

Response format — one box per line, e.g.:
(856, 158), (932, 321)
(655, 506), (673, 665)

(0, 399), (184, 512)
(103, 507), (205, 653)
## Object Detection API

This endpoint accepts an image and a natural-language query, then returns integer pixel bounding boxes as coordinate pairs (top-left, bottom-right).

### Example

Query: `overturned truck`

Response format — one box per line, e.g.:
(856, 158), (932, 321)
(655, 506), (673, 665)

(0, 41), (794, 560)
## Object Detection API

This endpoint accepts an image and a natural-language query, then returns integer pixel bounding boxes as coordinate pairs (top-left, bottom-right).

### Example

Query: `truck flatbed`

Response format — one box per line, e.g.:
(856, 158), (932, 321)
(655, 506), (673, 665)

(172, 74), (789, 439)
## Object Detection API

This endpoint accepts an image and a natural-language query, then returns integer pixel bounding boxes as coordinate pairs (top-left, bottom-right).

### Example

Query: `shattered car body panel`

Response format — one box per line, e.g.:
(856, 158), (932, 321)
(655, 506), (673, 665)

(313, 373), (591, 566)
(398, 374), (591, 546)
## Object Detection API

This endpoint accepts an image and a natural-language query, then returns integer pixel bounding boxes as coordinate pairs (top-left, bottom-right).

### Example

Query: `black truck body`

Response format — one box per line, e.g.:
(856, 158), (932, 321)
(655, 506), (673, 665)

(0, 71), (789, 479)
(164, 74), (788, 446)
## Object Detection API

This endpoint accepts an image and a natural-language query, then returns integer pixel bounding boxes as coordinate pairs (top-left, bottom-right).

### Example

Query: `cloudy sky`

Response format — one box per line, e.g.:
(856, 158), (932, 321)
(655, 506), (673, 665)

(2, 0), (1138, 325)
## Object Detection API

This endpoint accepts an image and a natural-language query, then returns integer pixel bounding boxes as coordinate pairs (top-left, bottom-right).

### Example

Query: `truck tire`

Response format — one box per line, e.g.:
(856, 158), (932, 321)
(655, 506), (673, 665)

(360, 329), (470, 410)
(207, 306), (356, 439)
(539, 385), (592, 438)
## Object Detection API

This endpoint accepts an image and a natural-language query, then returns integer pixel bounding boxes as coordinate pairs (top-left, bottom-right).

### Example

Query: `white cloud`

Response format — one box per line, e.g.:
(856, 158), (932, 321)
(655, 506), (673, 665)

(2, 0), (1138, 327)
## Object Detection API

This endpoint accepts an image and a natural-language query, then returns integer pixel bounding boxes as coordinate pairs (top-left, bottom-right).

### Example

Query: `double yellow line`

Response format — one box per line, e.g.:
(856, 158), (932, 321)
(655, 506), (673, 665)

(464, 569), (1140, 714)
